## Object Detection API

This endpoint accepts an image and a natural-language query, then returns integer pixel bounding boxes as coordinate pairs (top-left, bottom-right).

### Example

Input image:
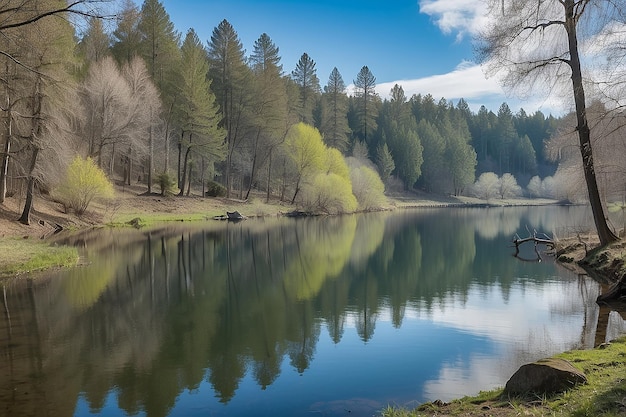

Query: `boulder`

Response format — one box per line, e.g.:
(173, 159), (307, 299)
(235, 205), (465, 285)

(503, 358), (587, 396)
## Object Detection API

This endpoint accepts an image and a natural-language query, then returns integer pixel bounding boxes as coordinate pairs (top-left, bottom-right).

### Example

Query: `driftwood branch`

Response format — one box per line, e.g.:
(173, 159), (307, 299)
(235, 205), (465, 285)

(512, 228), (555, 262)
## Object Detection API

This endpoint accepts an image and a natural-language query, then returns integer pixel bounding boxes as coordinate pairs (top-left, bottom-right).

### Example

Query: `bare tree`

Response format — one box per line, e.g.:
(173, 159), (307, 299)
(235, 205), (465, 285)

(80, 56), (135, 169)
(478, 0), (622, 245)
(122, 56), (161, 191)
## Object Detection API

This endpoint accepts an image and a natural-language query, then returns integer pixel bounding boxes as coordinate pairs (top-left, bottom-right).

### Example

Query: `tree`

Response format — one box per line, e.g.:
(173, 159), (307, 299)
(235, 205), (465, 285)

(9, 0), (79, 224)
(174, 29), (225, 196)
(138, 0), (180, 174)
(0, 0), (106, 209)
(285, 123), (325, 204)
(77, 17), (110, 64)
(385, 121), (422, 190)
(246, 33), (288, 200)
(375, 143), (394, 185)
(353, 66), (378, 148)
(111, 0), (142, 64)
(320, 68), (350, 152)
(122, 56), (162, 191)
(207, 19), (252, 198)
(498, 173), (522, 199)
(472, 172), (499, 200)
(80, 56), (135, 168)
(291, 52), (320, 125)
(416, 119), (446, 192)
(478, 0), (619, 245)
(138, 0), (180, 88)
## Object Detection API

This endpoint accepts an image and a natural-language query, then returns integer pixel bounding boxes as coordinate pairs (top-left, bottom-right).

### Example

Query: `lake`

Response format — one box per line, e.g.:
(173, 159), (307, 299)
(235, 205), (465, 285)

(1, 206), (624, 417)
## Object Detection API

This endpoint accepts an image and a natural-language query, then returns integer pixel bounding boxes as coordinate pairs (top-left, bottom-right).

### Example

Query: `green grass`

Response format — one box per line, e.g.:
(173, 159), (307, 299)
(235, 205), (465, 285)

(0, 237), (79, 276)
(381, 337), (626, 416)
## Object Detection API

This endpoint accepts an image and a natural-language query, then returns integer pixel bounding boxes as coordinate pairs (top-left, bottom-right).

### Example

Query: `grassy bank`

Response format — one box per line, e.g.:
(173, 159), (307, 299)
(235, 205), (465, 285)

(0, 237), (78, 276)
(382, 336), (626, 417)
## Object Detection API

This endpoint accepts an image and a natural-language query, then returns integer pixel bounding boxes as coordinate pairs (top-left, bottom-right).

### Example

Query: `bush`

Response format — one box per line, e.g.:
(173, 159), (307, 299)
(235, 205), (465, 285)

(205, 180), (226, 197)
(55, 156), (114, 215)
(156, 171), (177, 196)
(302, 173), (358, 214)
(471, 172), (499, 200)
(350, 165), (387, 210)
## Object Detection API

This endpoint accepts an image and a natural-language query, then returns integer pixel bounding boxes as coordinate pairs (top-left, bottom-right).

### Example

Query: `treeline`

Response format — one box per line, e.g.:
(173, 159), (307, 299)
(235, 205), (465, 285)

(0, 0), (562, 222)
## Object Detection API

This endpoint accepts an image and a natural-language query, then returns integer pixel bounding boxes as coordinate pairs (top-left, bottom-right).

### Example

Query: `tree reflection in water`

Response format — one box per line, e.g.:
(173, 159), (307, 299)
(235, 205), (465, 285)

(0, 206), (623, 417)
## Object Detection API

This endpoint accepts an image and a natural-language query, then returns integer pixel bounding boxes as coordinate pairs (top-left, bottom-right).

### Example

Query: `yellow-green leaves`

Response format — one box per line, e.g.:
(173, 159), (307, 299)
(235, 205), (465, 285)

(55, 156), (114, 215)
(286, 122), (387, 213)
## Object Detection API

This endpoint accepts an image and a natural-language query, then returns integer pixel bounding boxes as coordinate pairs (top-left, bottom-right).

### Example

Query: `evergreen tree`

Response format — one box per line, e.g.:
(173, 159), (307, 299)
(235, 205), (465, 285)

(174, 29), (225, 196)
(138, 0), (180, 173)
(77, 17), (110, 65)
(416, 119), (446, 192)
(320, 68), (350, 153)
(138, 0), (180, 88)
(247, 33), (288, 200)
(111, 0), (142, 64)
(375, 143), (395, 185)
(353, 66), (378, 150)
(207, 19), (252, 198)
(291, 52), (320, 125)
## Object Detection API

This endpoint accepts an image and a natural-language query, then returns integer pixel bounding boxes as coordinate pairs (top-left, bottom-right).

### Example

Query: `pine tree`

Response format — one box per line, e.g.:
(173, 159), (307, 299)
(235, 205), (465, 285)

(207, 19), (251, 198)
(247, 33), (288, 200)
(291, 52), (320, 125)
(353, 66), (378, 150)
(111, 0), (142, 64)
(320, 67), (350, 153)
(174, 29), (225, 196)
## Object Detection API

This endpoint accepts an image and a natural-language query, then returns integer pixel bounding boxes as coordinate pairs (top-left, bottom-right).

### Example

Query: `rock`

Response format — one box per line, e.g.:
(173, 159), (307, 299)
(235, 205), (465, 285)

(503, 358), (587, 396)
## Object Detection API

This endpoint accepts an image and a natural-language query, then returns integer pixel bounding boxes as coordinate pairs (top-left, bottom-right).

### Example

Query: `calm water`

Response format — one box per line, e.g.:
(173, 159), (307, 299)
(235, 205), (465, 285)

(1, 206), (625, 417)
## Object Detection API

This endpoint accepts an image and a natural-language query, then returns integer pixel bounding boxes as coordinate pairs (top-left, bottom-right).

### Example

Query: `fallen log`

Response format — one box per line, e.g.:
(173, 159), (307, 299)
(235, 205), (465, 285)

(512, 230), (554, 262)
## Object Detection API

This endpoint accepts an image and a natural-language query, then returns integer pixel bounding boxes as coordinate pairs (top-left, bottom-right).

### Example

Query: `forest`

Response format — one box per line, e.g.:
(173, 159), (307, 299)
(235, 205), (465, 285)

(1, 0), (625, 224)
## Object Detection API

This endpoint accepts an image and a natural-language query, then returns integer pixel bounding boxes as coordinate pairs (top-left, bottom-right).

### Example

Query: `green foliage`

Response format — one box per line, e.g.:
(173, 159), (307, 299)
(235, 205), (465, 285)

(156, 171), (177, 196)
(320, 67), (350, 153)
(376, 143), (395, 184)
(55, 156), (114, 215)
(205, 180), (226, 197)
(302, 173), (357, 214)
(350, 164), (386, 210)
(324, 147), (350, 180)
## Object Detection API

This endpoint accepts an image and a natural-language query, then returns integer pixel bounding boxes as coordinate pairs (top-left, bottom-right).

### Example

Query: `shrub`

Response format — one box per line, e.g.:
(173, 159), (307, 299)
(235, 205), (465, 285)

(55, 156), (114, 215)
(205, 180), (226, 197)
(156, 171), (177, 196)
(471, 172), (499, 200)
(302, 173), (357, 214)
(350, 165), (387, 210)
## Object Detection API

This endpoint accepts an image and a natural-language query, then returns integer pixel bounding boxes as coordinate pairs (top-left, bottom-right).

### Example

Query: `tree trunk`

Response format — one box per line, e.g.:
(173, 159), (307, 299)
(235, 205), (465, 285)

(148, 106), (153, 194)
(186, 160), (192, 196)
(0, 108), (11, 204)
(19, 147), (39, 225)
(565, 0), (618, 246)
(178, 146), (191, 197)
(266, 150), (272, 203)
(177, 131), (183, 189)
(19, 76), (43, 225)
(201, 157), (206, 198)
(0, 136), (9, 204)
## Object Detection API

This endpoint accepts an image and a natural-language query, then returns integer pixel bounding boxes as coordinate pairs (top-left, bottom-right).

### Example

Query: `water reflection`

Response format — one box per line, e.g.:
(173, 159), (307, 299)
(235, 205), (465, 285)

(0, 206), (623, 417)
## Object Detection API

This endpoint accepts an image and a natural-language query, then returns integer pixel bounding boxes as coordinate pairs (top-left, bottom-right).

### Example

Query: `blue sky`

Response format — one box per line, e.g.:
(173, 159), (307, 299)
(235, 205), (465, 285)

(148, 0), (564, 115)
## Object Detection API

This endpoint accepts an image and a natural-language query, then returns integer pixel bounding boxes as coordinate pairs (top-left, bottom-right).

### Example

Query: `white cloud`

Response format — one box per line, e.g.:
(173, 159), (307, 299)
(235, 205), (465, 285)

(375, 60), (501, 101)
(418, 0), (488, 40)
(344, 60), (571, 115)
